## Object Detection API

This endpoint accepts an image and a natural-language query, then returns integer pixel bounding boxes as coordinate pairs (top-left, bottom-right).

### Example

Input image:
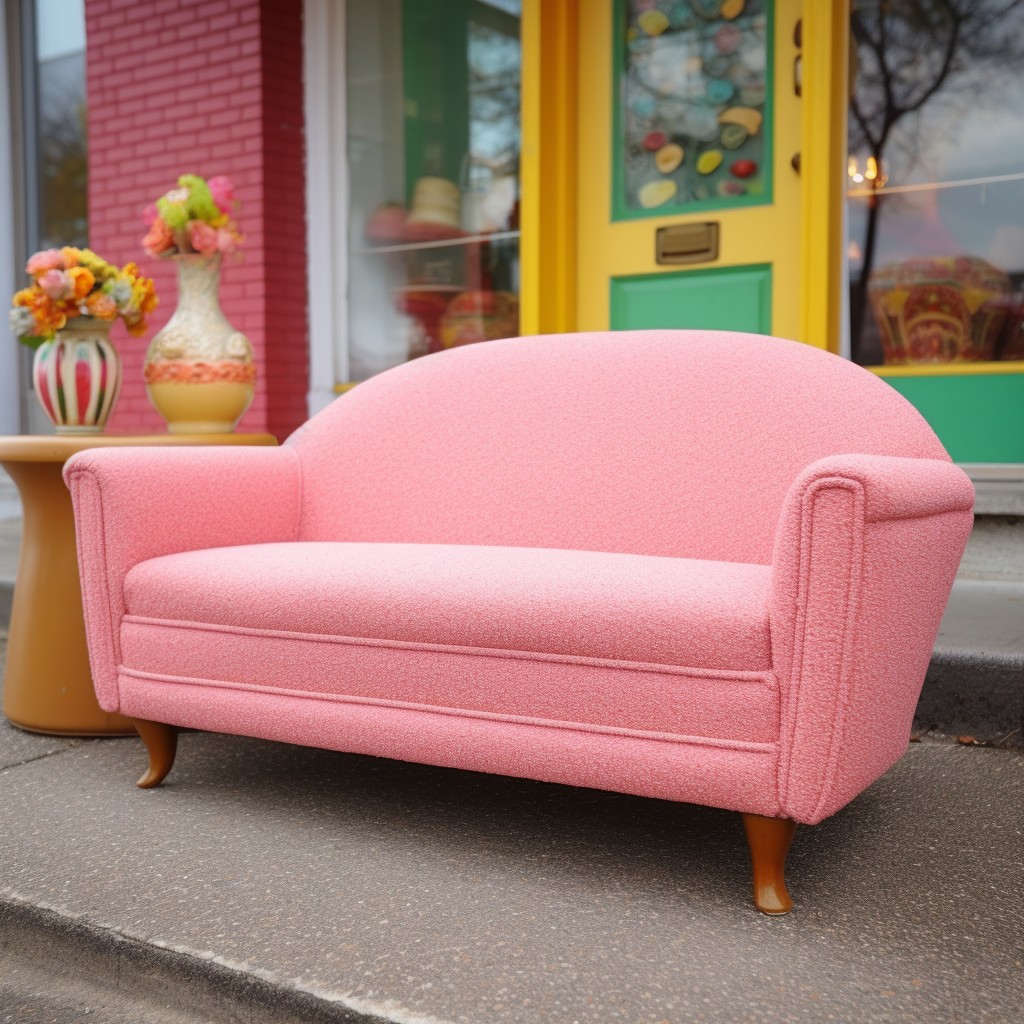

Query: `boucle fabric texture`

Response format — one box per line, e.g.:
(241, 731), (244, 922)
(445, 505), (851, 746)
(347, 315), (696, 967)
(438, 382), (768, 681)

(291, 331), (954, 563)
(64, 330), (975, 825)
(123, 542), (773, 670)
(117, 674), (783, 815)
(65, 446), (301, 711)
(118, 623), (778, 744)
(119, 542), (777, 743)
(770, 455), (974, 822)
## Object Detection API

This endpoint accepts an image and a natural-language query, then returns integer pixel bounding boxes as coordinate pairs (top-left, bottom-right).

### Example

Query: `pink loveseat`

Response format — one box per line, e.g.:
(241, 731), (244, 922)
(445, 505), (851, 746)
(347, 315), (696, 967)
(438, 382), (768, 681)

(65, 330), (974, 914)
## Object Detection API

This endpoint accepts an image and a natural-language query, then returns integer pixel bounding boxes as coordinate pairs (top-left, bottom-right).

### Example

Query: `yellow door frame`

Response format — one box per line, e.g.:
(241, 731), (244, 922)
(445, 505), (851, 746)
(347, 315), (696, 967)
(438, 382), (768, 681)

(519, 0), (579, 336)
(799, 0), (849, 350)
(520, 0), (850, 349)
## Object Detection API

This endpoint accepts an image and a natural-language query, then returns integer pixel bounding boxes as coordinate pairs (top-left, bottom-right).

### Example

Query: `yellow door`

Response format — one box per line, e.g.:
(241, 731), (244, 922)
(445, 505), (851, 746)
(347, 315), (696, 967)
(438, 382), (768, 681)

(521, 0), (848, 347)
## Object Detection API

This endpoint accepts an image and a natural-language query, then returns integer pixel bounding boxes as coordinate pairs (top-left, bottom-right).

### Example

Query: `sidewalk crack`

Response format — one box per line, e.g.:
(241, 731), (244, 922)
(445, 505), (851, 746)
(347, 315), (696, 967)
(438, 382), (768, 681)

(0, 742), (82, 774)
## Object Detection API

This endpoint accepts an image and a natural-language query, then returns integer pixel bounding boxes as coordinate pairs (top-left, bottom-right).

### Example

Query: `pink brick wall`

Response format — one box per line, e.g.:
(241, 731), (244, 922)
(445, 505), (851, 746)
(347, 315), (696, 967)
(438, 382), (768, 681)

(86, 0), (309, 440)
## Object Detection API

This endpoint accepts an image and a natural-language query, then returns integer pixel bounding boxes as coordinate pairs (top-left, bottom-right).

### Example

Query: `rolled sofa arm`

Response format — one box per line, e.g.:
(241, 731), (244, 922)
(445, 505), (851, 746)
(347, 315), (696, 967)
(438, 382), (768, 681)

(64, 446), (303, 712)
(769, 454), (974, 825)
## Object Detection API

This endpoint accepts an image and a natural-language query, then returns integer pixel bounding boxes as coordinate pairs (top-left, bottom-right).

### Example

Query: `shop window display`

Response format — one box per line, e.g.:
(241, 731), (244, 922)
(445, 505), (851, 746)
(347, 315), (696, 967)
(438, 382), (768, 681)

(847, 0), (1024, 367)
(346, 0), (520, 384)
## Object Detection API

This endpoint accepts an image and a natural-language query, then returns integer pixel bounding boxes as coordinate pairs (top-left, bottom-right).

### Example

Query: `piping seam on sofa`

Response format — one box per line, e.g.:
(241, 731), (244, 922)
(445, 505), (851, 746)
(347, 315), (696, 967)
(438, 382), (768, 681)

(119, 615), (778, 681)
(776, 477), (865, 818)
(807, 484), (865, 823)
(67, 468), (121, 709)
(116, 667), (779, 752)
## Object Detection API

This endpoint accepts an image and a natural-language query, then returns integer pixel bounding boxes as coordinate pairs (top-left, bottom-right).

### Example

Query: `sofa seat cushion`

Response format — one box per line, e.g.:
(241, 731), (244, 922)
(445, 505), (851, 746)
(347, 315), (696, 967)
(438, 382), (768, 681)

(120, 543), (778, 743)
(125, 542), (772, 669)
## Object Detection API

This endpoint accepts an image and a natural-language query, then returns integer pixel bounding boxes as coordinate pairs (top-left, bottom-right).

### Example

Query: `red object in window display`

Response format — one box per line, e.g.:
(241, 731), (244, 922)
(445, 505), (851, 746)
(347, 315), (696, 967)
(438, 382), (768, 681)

(395, 290), (451, 356)
(439, 291), (519, 349)
(364, 203), (408, 246)
(401, 221), (468, 244)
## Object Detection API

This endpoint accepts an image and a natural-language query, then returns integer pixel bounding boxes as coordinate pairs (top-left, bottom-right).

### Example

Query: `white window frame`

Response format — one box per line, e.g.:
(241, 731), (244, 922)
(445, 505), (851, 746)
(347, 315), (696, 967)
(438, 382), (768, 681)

(303, 0), (349, 415)
(0, 7), (22, 434)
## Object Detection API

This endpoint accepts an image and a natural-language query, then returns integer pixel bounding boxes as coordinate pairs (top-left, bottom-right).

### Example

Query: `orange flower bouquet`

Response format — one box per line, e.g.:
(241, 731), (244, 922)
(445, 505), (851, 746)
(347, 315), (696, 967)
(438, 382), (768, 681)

(9, 247), (157, 348)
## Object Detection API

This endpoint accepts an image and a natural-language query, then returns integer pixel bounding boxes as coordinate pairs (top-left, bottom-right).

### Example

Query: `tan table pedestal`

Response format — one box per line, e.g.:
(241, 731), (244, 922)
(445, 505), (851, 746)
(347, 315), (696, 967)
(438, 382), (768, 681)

(0, 433), (277, 735)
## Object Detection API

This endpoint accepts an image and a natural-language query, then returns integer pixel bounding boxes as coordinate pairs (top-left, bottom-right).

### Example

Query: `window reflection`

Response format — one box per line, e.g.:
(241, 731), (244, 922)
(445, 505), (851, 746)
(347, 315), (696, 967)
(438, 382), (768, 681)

(847, 0), (1024, 365)
(346, 0), (521, 384)
(35, 0), (88, 248)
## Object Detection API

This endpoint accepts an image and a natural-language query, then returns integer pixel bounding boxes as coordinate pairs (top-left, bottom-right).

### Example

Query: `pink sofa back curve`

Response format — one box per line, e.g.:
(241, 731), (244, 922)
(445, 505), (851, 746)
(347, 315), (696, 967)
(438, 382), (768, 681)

(289, 331), (951, 564)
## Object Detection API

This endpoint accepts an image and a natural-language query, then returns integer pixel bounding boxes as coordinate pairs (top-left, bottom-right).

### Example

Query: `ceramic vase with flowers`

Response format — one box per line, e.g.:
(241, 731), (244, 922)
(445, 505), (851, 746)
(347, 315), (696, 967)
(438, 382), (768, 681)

(142, 174), (253, 433)
(9, 248), (157, 433)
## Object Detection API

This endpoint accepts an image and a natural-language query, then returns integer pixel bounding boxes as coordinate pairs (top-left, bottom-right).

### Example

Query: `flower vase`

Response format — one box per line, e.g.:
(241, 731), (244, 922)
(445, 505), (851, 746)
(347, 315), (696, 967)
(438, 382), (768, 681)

(144, 253), (254, 433)
(32, 317), (121, 433)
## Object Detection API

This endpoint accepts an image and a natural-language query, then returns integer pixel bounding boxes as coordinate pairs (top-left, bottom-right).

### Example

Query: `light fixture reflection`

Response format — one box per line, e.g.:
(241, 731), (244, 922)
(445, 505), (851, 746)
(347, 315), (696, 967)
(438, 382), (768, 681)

(848, 155), (888, 189)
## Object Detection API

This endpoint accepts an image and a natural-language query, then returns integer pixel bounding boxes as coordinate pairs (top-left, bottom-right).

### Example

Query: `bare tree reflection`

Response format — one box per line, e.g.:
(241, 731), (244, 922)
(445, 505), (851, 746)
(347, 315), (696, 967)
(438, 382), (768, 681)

(37, 46), (88, 249)
(848, 0), (1024, 352)
(39, 96), (88, 247)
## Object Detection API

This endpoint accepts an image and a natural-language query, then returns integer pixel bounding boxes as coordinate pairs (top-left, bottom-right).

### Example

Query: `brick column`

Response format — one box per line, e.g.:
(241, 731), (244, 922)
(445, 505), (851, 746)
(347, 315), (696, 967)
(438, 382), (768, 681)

(86, 0), (309, 440)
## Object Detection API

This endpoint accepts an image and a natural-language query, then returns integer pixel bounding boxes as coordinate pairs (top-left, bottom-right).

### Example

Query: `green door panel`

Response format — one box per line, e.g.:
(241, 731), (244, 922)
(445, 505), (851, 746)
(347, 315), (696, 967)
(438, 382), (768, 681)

(610, 264), (772, 333)
(881, 373), (1024, 463)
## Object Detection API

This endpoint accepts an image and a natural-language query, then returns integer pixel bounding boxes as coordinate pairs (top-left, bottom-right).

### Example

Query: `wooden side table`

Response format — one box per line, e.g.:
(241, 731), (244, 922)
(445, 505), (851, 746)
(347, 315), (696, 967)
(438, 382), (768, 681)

(0, 433), (277, 735)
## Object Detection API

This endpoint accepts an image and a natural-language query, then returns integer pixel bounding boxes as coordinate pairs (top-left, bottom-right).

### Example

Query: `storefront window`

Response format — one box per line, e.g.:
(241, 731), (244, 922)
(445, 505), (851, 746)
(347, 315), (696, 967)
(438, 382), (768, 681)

(847, 0), (1024, 367)
(33, 0), (88, 248)
(345, 0), (521, 383)
(7, 0), (88, 433)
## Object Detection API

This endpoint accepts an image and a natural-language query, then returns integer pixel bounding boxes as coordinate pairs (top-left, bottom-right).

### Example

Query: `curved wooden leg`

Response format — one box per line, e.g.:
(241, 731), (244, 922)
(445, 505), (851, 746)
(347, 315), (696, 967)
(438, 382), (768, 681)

(133, 719), (178, 789)
(741, 813), (798, 915)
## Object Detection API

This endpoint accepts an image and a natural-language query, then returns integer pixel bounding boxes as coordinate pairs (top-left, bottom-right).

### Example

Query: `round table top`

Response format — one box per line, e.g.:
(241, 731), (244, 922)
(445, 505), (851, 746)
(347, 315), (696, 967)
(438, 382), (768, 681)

(0, 432), (278, 463)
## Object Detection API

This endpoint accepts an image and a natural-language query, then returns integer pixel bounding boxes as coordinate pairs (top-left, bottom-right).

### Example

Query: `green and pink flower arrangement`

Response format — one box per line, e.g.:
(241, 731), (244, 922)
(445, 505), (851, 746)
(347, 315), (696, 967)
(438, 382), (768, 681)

(142, 173), (243, 258)
(9, 247), (158, 347)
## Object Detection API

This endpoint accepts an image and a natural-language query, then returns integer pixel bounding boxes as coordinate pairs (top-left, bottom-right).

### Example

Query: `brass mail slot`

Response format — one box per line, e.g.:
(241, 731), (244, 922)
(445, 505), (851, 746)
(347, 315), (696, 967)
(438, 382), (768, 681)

(656, 222), (719, 265)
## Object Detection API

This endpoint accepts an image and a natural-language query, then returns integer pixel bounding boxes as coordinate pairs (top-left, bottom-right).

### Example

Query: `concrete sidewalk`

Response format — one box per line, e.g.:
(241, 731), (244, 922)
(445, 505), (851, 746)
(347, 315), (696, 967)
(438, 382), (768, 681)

(0, 719), (1021, 1023)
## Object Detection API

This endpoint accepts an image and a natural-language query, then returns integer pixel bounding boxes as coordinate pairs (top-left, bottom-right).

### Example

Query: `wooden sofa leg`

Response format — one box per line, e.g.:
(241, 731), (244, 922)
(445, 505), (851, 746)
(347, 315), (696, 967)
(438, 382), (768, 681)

(741, 813), (798, 915)
(133, 719), (178, 789)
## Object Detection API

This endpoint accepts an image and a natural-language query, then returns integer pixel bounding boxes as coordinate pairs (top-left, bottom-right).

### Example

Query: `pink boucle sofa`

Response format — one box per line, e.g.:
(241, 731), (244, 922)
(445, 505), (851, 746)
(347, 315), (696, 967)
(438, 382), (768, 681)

(64, 330), (974, 913)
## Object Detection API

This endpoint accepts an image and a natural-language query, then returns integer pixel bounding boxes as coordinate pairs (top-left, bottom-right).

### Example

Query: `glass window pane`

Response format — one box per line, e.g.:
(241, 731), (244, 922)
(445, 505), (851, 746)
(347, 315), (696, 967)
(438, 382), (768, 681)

(346, 0), (521, 384)
(35, 0), (87, 248)
(847, 0), (1024, 366)
(615, 0), (772, 219)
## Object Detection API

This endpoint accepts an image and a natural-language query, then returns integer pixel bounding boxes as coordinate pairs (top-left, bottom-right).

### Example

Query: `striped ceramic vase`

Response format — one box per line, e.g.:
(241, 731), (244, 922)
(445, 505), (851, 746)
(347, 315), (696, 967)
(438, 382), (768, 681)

(32, 317), (121, 433)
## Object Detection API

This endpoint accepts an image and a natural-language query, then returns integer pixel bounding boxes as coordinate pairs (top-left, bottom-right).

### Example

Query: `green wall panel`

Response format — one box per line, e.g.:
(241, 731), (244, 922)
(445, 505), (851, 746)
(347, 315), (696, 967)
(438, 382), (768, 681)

(610, 264), (771, 334)
(882, 373), (1024, 463)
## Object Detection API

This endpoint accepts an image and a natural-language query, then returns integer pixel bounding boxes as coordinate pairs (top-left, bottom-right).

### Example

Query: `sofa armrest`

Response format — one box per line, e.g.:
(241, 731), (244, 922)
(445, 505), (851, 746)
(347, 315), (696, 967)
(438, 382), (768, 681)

(804, 453), (976, 521)
(64, 446), (303, 712)
(769, 454), (974, 825)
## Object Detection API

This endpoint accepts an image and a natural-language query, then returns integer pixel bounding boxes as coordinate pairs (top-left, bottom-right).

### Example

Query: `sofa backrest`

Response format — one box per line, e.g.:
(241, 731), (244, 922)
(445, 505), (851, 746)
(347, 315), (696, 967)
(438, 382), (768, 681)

(289, 330), (951, 564)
